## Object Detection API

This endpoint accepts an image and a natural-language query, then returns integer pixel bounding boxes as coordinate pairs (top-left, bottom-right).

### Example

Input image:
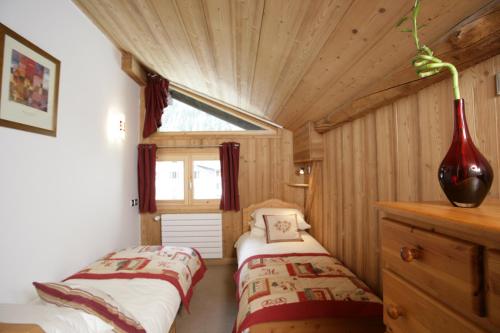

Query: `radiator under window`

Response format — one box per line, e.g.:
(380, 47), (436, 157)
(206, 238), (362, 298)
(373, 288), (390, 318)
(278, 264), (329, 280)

(161, 213), (222, 259)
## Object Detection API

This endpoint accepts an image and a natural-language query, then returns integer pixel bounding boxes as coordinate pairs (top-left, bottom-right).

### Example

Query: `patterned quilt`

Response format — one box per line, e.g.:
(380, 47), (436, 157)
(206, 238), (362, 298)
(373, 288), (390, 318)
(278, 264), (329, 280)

(64, 245), (206, 311)
(234, 253), (382, 333)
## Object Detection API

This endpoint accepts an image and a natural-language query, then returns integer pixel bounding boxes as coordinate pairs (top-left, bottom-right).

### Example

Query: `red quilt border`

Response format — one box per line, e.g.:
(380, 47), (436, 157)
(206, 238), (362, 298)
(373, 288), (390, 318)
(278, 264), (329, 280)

(234, 299), (383, 333)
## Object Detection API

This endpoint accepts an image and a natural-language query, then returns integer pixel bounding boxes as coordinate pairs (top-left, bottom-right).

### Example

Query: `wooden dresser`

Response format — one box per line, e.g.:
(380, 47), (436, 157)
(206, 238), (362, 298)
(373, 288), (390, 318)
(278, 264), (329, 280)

(375, 201), (500, 333)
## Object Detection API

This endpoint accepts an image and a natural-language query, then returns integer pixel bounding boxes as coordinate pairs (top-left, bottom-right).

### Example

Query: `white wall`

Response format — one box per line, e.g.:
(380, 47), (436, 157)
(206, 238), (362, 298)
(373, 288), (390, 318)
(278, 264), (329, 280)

(0, 0), (140, 303)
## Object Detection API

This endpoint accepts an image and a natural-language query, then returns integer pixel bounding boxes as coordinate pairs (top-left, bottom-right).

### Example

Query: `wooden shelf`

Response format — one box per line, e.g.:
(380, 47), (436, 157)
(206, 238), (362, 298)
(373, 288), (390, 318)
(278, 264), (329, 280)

(287, 183), (309, 188)
(293, 121), (324, 163)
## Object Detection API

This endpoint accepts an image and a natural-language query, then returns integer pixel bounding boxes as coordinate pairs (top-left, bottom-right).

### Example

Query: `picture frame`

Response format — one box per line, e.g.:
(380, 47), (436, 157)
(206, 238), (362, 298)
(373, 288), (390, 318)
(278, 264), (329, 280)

(0, 23), (60, 137)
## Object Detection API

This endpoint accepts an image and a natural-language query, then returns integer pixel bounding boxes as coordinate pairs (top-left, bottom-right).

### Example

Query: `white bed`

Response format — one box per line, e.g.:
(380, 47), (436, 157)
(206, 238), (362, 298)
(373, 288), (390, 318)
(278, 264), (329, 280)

(235, 230), (328, 267)
(234, 199), (384, 333)
(0, 278), (180, 333)
(0, 279), (181, 333)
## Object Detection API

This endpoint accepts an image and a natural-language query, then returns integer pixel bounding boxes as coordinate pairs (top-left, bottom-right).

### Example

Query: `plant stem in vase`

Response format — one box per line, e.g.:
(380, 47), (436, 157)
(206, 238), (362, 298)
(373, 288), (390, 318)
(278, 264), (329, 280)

(399, 0), (494, 207)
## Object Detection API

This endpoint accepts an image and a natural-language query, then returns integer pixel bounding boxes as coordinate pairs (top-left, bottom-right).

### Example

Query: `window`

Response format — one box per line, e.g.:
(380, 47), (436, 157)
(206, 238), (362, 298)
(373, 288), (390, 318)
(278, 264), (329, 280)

(192, 160), (222, 200)
(159, 90), (265, 132)
(156, 151), (221, 208)
(156, 160), (185, 201)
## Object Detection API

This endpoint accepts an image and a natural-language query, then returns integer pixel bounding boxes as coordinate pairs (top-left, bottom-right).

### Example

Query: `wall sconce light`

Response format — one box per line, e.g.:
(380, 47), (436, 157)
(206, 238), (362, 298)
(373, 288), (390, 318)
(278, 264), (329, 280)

(119, 120), (126, 139)
(107, 110), (126, 142)
(295, 165), (312, 176)
(117, 119), (125, 140)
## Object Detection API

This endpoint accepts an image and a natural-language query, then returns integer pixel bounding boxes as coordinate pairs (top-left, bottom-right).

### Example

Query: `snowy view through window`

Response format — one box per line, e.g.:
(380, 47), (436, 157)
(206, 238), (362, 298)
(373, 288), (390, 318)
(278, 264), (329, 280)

(193, 160), (221, 200)
(156, 161), (184, 200)
(159, 98), (245, 132)
(155, 159), (221, 201)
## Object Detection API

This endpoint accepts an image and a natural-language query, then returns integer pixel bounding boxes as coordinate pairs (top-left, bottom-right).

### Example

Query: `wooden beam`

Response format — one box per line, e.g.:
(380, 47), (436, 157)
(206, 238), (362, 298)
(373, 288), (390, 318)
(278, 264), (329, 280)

(121, 51), (147, 86)
(315, 3), (500, 134)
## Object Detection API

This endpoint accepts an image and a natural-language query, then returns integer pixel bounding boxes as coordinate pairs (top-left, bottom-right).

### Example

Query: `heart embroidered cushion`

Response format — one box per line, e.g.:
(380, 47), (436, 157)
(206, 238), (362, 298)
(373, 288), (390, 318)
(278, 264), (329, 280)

(263, 214), (303, 243)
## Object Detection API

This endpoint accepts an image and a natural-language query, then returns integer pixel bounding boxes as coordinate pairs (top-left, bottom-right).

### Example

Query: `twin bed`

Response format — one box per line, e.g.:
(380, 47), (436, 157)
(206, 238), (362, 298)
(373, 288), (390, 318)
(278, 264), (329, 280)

(233, 199), (384, 333)
(0, 246), (206, 333)
(0, 199), (383, 333)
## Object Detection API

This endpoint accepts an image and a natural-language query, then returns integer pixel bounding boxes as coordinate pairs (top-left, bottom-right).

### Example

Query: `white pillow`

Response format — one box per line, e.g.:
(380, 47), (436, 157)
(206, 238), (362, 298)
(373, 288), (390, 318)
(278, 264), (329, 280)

(252, 208), (311, 230)
(250, 224), (266, 237)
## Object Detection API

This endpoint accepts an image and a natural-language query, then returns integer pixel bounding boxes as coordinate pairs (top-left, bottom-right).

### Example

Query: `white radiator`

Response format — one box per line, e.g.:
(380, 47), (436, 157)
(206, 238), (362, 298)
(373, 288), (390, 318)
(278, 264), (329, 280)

(161, 213), (222, 259)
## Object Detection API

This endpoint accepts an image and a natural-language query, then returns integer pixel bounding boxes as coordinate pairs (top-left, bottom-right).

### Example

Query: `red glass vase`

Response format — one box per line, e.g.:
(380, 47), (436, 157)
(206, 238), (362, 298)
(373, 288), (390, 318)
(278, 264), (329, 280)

(438, 99), (494, 207)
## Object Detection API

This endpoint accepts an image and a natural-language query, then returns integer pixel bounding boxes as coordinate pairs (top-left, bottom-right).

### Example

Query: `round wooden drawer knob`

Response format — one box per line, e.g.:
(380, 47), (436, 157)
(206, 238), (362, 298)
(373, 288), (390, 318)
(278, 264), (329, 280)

(386, 304), (403, 320)
(400, 246), (421, 262)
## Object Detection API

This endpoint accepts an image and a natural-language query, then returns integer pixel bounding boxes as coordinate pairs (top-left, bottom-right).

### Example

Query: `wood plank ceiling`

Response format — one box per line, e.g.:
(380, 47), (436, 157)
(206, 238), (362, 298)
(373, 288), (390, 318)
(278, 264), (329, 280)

(74, 0), (491, 130)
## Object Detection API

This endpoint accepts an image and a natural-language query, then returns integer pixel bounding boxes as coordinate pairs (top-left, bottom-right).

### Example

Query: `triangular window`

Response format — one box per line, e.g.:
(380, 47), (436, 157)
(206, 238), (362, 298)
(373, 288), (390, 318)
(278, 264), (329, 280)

(159, 90), (264, 132)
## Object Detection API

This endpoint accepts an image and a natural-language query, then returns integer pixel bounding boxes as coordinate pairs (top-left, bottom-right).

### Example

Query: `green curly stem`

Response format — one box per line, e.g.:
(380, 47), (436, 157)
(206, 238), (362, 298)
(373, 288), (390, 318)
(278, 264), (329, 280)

(412, 1), (421, 49)
(413, 54), (461, 99)
(409, 0), (461, 100)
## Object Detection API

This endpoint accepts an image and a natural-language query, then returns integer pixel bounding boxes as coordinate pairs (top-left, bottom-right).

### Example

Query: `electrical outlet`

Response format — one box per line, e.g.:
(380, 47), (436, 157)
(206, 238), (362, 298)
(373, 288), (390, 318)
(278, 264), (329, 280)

(131, 199), (135, 207)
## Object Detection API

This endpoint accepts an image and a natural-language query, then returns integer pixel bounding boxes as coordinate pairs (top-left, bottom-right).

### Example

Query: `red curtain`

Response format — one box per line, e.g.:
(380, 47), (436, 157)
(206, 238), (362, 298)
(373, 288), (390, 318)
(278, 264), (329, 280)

(143, 75), (169, 138)
(138, 144), (157, 213)
(219, 142), (240, 211)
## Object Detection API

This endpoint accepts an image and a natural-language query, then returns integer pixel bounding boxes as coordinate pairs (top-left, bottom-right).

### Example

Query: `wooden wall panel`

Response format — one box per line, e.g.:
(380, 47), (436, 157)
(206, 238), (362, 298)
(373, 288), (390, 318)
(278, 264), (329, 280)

(140, 129), (305, 258)
(310, 55), (500, 293)
(364, 112), (379, 288)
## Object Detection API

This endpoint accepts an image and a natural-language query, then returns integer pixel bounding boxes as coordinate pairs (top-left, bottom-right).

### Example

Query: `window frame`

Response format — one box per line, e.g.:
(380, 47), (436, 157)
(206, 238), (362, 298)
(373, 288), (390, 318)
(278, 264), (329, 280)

(155, 152), (189, 205)
(149, 87), (278, 137)
(190, 152), (222, 206)
(156, 149), (221, 210)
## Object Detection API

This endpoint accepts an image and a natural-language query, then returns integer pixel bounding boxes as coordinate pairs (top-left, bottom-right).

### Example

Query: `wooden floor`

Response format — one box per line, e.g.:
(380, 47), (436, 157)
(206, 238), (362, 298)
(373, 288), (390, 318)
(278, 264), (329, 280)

(176, 264), (238, 333)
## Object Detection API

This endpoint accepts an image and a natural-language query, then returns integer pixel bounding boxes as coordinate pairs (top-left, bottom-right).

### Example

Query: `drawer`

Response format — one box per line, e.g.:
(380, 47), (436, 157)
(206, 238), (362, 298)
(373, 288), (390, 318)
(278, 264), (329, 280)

(487, 250), (500, 326)
(383, 270), (485, 333)
(381, 218), (482, 317)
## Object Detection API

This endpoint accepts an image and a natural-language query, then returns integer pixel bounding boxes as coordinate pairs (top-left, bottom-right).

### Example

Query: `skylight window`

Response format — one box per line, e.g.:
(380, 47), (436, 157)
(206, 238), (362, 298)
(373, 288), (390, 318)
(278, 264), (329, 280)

(159, 90), (264, 132)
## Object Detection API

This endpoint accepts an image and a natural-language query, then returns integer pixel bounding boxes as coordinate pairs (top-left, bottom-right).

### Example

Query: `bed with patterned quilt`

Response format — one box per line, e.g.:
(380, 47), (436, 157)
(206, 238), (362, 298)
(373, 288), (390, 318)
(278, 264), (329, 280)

(0, 245), (206, 333)
(234, 199), (384, 333)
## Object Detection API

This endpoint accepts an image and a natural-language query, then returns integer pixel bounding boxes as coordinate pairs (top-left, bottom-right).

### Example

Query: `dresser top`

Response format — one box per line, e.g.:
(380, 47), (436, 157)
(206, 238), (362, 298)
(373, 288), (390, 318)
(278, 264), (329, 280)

(375, 200), (500, 247)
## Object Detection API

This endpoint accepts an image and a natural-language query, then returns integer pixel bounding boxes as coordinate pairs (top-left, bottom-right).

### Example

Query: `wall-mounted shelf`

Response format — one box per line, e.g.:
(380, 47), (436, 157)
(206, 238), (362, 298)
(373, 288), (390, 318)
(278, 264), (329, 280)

(287, 183), (309, 188)
(293, 121), (324, 163)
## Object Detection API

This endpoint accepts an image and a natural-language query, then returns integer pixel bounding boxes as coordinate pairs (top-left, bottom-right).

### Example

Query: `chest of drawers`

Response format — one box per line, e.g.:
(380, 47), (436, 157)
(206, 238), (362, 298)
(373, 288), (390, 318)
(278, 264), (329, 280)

(376, 201), (500, 333)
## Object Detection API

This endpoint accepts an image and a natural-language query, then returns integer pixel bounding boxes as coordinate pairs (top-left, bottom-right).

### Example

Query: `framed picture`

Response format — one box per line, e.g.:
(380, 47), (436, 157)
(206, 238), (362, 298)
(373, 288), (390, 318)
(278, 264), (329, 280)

(0, 23), (60, 137)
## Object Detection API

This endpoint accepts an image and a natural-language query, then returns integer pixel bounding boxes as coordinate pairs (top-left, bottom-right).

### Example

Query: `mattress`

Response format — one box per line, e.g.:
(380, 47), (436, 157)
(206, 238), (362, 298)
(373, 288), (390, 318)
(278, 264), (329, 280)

(0, 278), (180, 333)
(235, 231), (328, 267)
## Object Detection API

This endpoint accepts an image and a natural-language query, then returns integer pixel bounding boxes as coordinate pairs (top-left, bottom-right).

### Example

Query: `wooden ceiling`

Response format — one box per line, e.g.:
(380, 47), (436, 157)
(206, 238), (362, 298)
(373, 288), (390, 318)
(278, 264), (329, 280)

(74, 0), (492, 130)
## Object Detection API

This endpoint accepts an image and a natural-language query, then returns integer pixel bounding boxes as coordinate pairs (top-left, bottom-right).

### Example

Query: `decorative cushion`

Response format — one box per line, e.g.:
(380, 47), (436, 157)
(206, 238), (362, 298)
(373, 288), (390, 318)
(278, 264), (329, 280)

(263, 214), (303, 243)
(252, 208), (311, 230)
(33, 282), (145, 333)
